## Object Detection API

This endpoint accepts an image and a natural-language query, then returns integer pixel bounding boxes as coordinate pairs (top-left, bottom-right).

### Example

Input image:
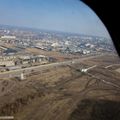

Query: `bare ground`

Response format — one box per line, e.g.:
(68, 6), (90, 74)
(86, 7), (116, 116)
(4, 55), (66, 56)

(0, 54), (120, 120)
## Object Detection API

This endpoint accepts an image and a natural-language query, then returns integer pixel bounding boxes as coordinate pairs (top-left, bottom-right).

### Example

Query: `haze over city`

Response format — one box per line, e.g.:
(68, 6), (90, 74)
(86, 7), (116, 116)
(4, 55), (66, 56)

(0, 1), (120, 120)
(0, 0), (110, 38)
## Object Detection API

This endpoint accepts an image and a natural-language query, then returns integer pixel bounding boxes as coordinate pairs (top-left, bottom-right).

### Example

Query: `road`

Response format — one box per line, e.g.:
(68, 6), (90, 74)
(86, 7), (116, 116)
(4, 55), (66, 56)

(0, 55), (105, 79)
(105, 64), (120, 68)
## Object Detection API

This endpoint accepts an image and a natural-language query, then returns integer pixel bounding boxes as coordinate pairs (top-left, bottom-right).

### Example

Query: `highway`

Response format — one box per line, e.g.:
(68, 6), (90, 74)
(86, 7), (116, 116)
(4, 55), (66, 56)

(0, 54), (106, 79)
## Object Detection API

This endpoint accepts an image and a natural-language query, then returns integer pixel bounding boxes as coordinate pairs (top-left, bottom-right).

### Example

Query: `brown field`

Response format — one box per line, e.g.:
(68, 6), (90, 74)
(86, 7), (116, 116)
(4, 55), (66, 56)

(0, 54), (120, 120)
(116, 68), (120, 73)
(26, 48), (80, 61)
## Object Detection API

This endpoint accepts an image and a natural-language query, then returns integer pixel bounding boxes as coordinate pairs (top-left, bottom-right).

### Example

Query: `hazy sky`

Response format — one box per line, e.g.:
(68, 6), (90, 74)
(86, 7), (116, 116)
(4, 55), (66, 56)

(0, 0), (110, 38)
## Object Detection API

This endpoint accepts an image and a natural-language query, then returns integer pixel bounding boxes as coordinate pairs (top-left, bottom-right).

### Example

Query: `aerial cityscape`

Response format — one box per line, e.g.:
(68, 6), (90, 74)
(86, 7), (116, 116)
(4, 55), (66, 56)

(0, 24), (120, 120)
(0, 24), (115, 73)
(0, 0), (120, 120)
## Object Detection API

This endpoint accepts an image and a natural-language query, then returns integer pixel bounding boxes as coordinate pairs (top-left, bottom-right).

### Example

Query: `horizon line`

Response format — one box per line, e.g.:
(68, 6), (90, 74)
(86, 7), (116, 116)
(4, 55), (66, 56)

(0, 24), (111, 39)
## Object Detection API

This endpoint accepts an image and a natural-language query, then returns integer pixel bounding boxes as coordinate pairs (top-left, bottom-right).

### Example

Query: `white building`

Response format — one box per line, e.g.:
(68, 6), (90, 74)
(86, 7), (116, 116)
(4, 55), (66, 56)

(0, 61), (15, 67)
(1, 35), (16, 39)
